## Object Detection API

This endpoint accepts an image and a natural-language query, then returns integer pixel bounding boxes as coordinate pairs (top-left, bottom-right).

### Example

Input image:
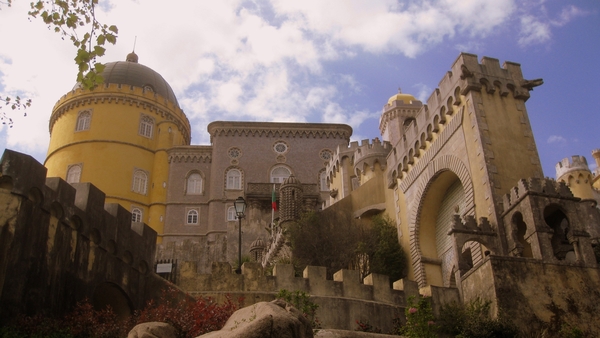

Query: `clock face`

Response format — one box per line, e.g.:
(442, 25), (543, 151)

(273, 142), (288, 154)
(320, 149), (333, 161)
(228, 147), (241, 158)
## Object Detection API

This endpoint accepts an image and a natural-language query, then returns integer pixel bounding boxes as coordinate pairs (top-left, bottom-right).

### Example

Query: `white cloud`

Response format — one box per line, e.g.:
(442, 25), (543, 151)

(547, 135), (567, 144)
(518, 15), (552, 46)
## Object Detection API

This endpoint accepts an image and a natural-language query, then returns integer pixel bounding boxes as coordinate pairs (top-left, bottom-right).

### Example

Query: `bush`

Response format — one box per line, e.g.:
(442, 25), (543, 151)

(133, 288), (242, 337)
(276, 289), (320, 328)
(438, 298), (518, 338)
(0, 288), (242, 338)
(402, 296), (437, 338)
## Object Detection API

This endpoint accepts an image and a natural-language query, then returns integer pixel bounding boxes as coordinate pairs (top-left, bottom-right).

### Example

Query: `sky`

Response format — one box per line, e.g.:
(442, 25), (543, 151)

(0, 0), (598, 178)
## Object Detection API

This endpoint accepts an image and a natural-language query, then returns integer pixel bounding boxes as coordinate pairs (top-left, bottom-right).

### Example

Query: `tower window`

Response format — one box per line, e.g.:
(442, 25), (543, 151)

(139, 115), (154, 138)
(132, 169), (148, 195)
(227, 206), (236, 221)
(186, 172), (203, 195)
(75, 110), (92, 131)
(186, 209), (199, 224)
(132, 207), (143, 223)
(271, 166), (291, 183)
(66, 164), (82, 183)
(226, 169), (242, 190)
(319, 170), (328, 191)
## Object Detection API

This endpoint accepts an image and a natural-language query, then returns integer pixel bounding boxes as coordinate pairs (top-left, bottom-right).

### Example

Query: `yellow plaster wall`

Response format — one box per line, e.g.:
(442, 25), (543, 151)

(45, 86), (190, 237)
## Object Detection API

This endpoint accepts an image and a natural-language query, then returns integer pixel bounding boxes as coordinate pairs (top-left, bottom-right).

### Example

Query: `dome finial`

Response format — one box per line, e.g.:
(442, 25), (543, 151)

(126, 36), (139, 63)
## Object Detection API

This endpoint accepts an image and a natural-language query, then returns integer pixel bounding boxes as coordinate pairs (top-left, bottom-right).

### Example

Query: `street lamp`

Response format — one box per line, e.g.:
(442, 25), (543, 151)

(234, 196), (246, 274)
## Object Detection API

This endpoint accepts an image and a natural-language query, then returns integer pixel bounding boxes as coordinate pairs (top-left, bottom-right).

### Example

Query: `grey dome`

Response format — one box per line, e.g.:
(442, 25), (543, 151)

(75, 52), (179, 107)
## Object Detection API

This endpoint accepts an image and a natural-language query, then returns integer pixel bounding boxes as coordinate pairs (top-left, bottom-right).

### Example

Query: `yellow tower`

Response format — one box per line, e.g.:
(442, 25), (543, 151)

(45, 52), (191, 240)
(556, 155), (595, 200)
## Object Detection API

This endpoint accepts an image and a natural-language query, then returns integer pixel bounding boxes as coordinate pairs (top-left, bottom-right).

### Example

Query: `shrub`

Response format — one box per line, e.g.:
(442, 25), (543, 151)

(355, 319), (382, 333)
(133, 288), (242, 337)
(276, 289), (320, 328)
(401, 296), (437, 338)
(438, 298), (518, 338)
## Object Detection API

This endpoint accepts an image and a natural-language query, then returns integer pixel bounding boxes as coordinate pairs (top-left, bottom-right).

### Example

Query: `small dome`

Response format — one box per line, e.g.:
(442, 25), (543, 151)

(282, 175), (301, 186)
(250, 238), (265, 250)
(74, 53), (179, 107)
(387, 92), (417, 106)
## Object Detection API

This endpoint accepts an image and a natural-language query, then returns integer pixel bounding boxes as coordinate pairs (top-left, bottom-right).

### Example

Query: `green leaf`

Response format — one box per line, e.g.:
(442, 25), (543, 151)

(108, 25), (118, 33)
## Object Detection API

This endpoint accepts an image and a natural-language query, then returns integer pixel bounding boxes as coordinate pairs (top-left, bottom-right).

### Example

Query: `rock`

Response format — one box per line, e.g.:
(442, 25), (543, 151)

(128, 322), (178, 338)
(198, 299), (313, 338)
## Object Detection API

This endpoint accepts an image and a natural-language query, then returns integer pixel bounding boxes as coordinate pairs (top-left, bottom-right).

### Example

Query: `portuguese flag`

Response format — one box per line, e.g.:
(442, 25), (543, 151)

(271, 184), (277, 211)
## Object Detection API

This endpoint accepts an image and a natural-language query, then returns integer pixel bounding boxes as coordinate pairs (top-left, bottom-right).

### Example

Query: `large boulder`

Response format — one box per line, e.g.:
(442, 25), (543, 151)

(198, 299), (313, 338)
(128, 322), (178, 338)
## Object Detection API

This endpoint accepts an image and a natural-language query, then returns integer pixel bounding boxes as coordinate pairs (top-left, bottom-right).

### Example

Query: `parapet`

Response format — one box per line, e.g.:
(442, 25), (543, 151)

(182, 261), (418, 307)
(50, 83), (191, 144)
(0, 149), (157, 273)
(556, 155), (590, 179)
(353, 138), (392, 175)
(502, 177), (575, 212)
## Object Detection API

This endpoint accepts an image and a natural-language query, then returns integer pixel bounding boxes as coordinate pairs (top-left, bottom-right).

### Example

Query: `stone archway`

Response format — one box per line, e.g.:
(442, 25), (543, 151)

(407, 155), (474, 287)
(92, 282), (133, 321)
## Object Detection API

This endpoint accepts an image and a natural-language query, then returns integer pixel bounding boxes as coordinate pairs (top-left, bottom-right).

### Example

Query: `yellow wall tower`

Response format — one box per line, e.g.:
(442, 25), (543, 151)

(45, 53), (191, 240)
(556, 155), (595, 201)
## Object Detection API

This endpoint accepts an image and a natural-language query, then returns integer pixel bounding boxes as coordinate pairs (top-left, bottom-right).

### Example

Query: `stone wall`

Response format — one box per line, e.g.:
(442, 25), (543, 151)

(178, 261), (459, 332)
(0, 150), (183, 320)
(462, 256), (600, 335)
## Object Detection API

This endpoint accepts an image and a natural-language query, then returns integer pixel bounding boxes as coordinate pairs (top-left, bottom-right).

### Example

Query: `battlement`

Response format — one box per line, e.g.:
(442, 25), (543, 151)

(353, 138), (392, 175)
(168, 146), (213, 163)
(180, 262), (419, 306)
(555, 155), (590, 179)
(502, 178), (575, 212)
(0, 149), (157, 273)
(0, 149), (172, 317)
(50, 83), (191, 143)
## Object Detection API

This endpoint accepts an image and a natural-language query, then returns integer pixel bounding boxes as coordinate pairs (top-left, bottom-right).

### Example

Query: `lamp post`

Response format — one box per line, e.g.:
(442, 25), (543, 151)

(234, 196), (246, 274)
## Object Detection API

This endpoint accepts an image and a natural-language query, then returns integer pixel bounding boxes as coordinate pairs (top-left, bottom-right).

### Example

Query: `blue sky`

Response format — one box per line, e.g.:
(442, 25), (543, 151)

(0, 0), (598, 177)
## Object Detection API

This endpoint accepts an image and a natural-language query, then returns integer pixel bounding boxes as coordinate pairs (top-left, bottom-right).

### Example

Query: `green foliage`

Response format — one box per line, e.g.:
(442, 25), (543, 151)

(402, 296), (437, 338)
(28, 0), (118, 90)
(359, 215), (407, 282)
(1, 96), (31, 128)
(558, 324), (585, 338)
(276, 289), (320, 328)
(288, 210), (361, 278)
(437, 298), (518, 338)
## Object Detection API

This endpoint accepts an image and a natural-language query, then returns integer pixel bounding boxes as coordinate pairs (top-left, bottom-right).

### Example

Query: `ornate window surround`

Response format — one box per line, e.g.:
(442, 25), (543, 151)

(75, 109), (92, 132)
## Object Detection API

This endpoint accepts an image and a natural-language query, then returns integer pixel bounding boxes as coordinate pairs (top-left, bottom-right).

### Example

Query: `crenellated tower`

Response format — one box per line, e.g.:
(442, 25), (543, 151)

(556, 155), (595, 201)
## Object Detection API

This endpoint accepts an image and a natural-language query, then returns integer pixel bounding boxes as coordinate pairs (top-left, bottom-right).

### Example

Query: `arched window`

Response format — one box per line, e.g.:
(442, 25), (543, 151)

(66, 164), (82, 183)
(319, 170), (328, 191)
(227, 206), (236, 221)
(131, 207), (143, 223)
(132, 170), (148, 194)
(76, 110), (91, 131)
(187, 209), (198, 224)
(186, 173), (203, 195)
(139, 115), (154, 138)
(271, 166), (291, 183)
(226, 169), (242, 190)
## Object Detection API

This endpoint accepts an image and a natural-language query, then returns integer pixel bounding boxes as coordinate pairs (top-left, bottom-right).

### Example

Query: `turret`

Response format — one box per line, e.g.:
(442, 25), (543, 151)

(556, 155), (595, 200)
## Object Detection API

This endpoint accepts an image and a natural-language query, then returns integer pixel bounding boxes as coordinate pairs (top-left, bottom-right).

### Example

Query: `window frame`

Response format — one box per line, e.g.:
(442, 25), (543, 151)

(186, 209), (199, 225)
(226, 168), (242, 190)
(66, 163), (82, 183)
(186, 172), (203, 195)
(138, 114), (154, 139)
(227, 206), (236, 221)
(131, 207), (143, 223)
(132, 169), (149, 195)
(75, 110), (92, 132)
(270, 165), (291, 184)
